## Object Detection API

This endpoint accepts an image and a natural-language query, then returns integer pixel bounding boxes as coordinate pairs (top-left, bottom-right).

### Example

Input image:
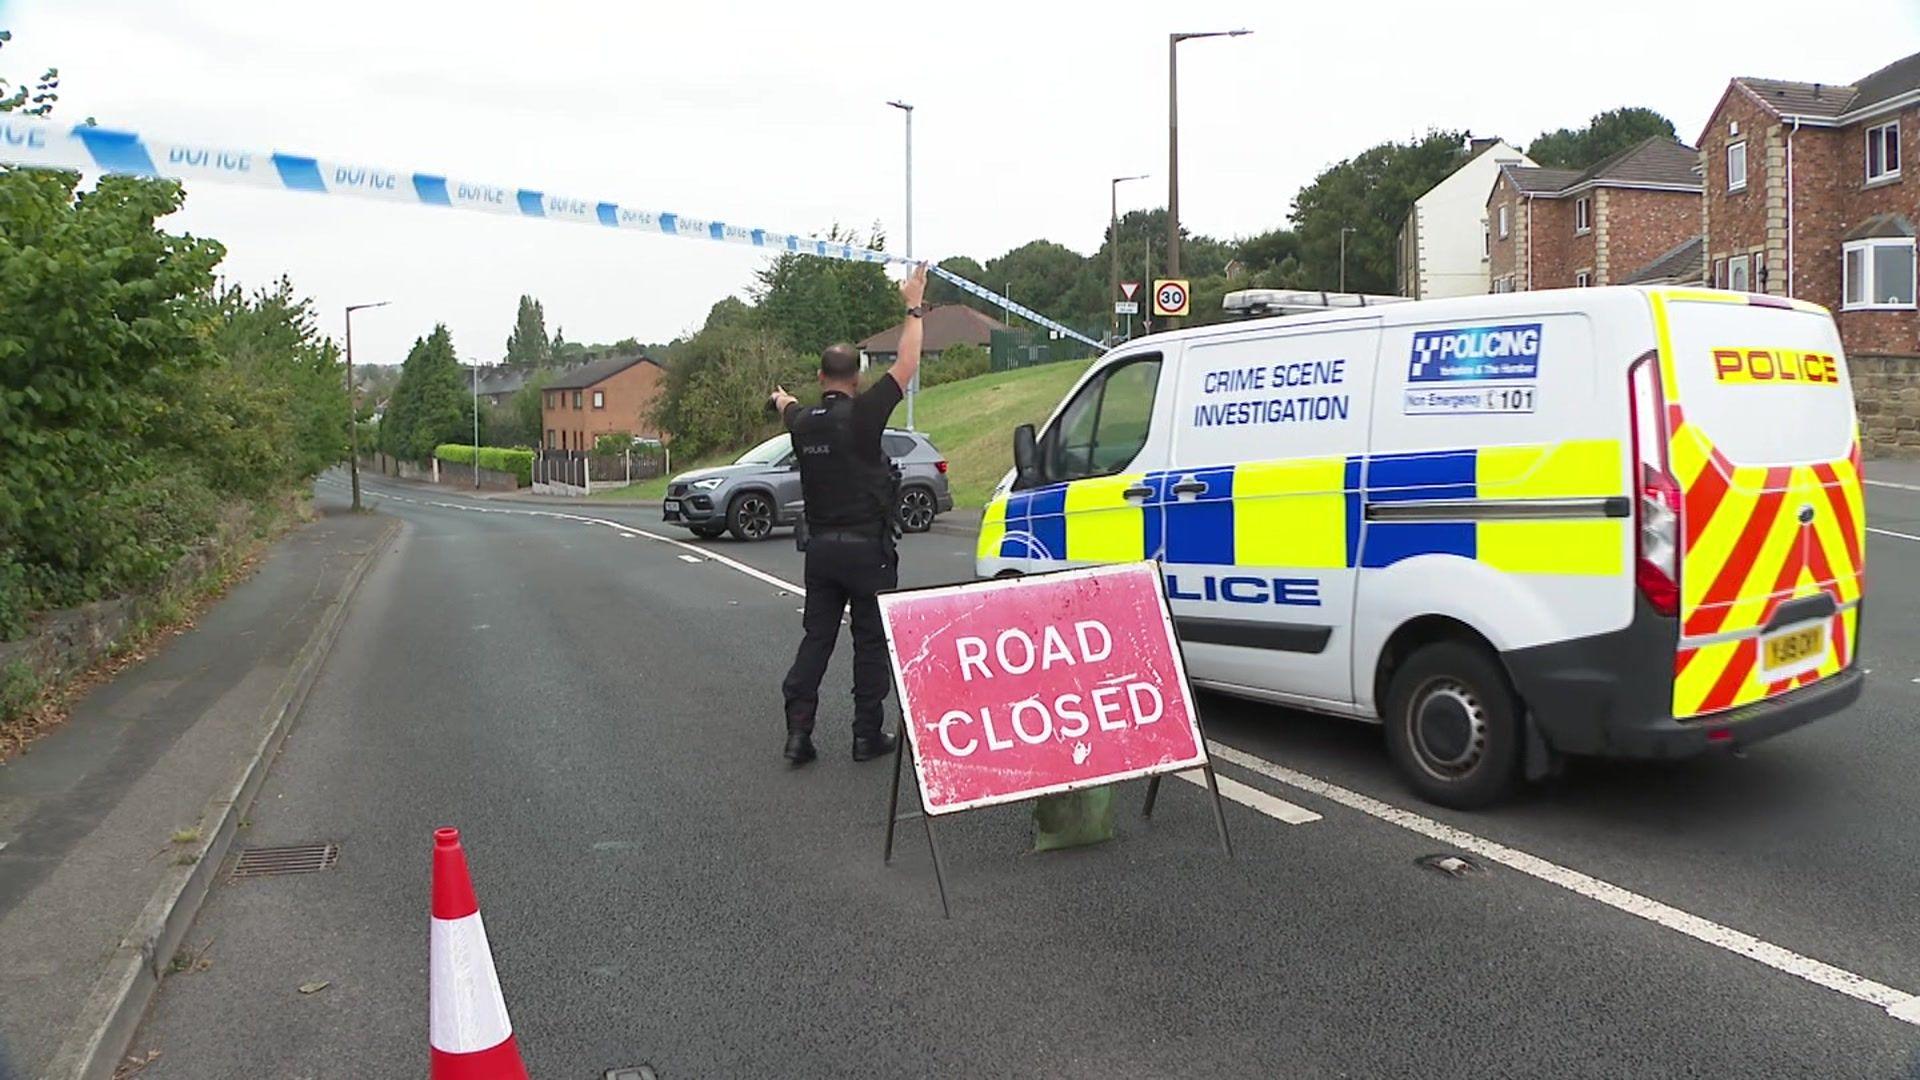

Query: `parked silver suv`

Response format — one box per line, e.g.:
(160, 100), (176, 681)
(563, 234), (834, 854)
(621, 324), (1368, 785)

(663, 429), (954, 541)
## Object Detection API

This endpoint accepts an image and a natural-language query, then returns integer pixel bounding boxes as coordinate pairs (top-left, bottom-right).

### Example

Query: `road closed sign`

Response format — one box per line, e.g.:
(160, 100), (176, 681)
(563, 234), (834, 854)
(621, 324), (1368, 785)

(877, 562), (1208, 815)
(1153, 278), (1190, 317)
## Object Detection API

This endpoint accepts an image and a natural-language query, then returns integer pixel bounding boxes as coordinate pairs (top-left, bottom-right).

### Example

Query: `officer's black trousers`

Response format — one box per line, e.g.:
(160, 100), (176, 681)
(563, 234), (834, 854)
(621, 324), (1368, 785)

(781, 532), (899, 736)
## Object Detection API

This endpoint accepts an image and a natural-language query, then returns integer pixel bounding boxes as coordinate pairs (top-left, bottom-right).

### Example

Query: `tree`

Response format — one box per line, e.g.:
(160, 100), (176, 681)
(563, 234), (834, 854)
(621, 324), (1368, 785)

(1528, 108), (1677, 171)
(650, 323), (810, 458)
(550, 325), (588, 364)
(1289, 130), (1469, 294)
(0, 31), (60, 118)
(502, 295), (550, 369)
(926, 256), (990, 313)
(501, 368), (555, 448)
(380, 325), (473, 461)
(752, 224), (901, 355)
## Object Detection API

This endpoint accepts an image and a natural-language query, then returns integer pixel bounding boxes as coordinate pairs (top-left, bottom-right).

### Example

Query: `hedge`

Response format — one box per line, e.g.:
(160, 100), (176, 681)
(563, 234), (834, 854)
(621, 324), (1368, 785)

(434, 444), (534, 485)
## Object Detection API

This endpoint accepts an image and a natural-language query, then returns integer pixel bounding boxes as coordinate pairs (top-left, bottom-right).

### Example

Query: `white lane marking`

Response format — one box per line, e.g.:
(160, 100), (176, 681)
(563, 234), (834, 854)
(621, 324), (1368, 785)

(1176, 769), (1320, 825)
(1867, 526), (1920, 543)
(1863, 478), (1920, 493)
(1206, 740), (1920, 1027)
(370, 479), (1920, 1029)
(677, 554), (704, 564)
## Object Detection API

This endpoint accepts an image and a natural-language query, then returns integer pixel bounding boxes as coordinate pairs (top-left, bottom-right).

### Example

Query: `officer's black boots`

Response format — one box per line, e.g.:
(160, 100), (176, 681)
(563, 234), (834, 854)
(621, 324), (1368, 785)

(851, 731), (897, 762)
(784, 731), (817, 765)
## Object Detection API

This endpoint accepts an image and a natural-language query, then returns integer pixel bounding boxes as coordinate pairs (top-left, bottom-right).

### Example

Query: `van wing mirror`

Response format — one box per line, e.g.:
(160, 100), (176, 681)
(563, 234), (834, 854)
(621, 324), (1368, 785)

(1012, 424), (1041, 489)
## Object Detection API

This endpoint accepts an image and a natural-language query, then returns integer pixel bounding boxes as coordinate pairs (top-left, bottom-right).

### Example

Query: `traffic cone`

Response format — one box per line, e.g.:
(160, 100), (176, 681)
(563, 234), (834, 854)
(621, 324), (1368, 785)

(429, 827), (529, 1080)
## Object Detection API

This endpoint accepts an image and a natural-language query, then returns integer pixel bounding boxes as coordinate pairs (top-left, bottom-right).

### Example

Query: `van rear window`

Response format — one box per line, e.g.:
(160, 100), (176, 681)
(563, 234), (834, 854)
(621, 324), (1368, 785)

(1663, 301), (1853, 466)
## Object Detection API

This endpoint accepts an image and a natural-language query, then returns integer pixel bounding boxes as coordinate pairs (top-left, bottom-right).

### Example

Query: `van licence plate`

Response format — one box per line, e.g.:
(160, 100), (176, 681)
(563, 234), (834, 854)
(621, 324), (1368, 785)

(1761, 624), (1826, 673)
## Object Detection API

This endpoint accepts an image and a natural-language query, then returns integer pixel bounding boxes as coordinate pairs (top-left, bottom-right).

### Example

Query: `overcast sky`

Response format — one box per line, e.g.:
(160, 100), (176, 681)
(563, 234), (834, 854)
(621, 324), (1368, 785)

(3, 0), (1915, 364)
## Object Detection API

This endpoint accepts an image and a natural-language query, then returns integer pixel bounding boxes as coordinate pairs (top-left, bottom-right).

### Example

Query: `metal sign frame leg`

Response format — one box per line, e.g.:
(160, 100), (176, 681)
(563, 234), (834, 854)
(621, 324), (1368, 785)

(882, 712), (953, 918)
(1140, 765), (1233, 859)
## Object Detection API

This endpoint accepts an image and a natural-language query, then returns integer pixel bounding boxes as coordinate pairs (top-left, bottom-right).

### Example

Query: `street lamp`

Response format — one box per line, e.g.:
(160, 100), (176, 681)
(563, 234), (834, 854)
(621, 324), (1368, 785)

(344, 301), (391, 511)
(1339, 226), (1356, 293)
(471, 361), (481, 489)
(887, 99), (917, 430)
(1110, 173), (1149, 342)
(1167, 28), (1251, 327)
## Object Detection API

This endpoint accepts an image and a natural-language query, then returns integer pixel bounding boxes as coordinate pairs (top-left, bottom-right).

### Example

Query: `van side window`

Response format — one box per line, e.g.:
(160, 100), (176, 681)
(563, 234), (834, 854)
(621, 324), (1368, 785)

(1043, 356), (1161, 483)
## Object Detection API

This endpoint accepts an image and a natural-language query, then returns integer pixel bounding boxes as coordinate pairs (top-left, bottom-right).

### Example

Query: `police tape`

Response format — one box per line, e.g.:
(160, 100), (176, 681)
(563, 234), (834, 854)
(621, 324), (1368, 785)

(0, 115), (1103, 349)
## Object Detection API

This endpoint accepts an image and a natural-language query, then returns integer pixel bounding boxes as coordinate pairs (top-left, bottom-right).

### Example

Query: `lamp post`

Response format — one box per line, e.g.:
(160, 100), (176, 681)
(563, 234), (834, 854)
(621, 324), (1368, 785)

(887, 99), (917, 430)
(471, 363), (481, 489)
(1167, 28), (1250, 328)
(1110, 174), (1149, 342)
(344, 301), (391, 511)
(1339, 226), (1356, 293)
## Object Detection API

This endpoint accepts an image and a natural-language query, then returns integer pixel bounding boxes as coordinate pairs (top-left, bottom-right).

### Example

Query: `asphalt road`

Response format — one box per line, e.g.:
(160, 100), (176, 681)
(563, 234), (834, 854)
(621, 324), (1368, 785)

(129, 470), (1920, 1078)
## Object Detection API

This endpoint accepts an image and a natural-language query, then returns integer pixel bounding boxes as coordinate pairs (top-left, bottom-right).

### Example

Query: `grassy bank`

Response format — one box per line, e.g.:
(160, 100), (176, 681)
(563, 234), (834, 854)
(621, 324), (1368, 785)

(605, 361), (1090, 509)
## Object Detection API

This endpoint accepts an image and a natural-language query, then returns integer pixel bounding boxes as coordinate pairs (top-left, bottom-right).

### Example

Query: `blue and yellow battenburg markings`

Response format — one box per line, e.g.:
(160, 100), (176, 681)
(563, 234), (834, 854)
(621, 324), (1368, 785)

(979, 440), (1624, 576)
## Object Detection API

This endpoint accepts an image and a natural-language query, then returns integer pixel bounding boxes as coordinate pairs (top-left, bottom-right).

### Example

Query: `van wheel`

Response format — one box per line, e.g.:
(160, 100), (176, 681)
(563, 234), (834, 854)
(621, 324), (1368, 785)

(1384, 641), (1522, 809)
(726, 493), (775, 541)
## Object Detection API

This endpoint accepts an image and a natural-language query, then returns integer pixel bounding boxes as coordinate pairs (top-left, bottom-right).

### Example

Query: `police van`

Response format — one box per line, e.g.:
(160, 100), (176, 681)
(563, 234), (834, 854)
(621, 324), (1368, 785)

(976, 286), (1866, 807)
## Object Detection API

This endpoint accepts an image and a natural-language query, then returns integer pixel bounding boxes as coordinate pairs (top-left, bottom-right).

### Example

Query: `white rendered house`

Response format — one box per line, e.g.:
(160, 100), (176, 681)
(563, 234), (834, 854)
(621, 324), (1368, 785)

(1397, 138), (1536, 299)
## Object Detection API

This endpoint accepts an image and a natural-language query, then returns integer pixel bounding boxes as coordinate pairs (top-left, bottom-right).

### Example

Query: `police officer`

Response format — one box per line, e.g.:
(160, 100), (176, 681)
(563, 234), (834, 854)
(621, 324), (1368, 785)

(768, 263), (928, 765)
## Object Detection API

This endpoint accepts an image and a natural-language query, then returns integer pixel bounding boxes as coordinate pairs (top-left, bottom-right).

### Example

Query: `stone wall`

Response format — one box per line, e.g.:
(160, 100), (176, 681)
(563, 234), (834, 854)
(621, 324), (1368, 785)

(1853, 354), (1920, 457)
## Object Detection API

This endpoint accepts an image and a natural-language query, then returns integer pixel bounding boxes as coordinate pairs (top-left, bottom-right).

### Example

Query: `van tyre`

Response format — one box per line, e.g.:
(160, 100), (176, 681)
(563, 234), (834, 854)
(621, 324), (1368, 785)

(1384, 641), (1523, 809)
(726, 492), (775, 542)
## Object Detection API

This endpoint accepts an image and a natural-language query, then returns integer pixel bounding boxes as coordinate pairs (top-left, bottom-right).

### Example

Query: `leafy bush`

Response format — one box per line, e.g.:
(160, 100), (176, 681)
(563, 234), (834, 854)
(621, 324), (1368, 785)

(592, 433), (632, 456)
(435, 444), (533, 485)
(923, 343), (989, 387)
(651, 324), (812, 459)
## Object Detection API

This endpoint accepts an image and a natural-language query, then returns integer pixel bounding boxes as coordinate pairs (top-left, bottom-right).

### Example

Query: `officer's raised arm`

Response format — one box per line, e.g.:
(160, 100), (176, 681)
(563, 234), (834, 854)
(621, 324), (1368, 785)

(888, 263), (929, 391)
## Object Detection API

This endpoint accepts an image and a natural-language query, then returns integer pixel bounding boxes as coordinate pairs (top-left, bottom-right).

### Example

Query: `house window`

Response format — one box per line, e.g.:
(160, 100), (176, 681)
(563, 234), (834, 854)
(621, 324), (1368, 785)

(1844, 238), (1917, 308)
(1483, 224), (1490, 258)
(1728, 254), (1751, 292)
(1497, 204), (1510, 239)
(546, 429), (555, 448)
(545, 392), (554, 408)
(1727, 141), (1747, 192)
(1575, 270), (1591, 288)
(572, 390), (582, 409)
(1713, 259), (1727, 289)
(1575, 197), (1591, 235)
(592, 390), (605, 409)
(1867, 121), (1901, 183)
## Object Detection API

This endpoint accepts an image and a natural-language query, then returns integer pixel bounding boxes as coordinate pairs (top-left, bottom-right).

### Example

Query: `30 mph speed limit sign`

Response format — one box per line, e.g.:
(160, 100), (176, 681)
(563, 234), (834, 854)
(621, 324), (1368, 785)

(1152, 278), (1190, 317)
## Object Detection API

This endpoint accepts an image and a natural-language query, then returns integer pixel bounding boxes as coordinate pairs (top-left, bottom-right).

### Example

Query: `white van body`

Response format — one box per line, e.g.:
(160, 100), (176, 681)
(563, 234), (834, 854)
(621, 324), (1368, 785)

(976, 286), (1866, 805)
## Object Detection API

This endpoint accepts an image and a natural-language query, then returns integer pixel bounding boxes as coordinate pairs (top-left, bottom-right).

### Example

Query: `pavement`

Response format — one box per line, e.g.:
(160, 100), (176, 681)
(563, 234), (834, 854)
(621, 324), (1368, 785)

(0, 503), (395, 1080)
(89, 467), (1920, 1078)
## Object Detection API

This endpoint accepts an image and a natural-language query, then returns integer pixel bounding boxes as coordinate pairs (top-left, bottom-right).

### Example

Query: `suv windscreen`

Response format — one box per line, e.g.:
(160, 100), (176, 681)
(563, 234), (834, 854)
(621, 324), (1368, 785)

(735, 434), (794, 466)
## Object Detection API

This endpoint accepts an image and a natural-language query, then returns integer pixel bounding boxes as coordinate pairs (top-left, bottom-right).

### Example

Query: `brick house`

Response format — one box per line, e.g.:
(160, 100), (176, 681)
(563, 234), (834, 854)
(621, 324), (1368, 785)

(857, 304), (1008, 367)
(1696, 51), (1917, 362)
(540, 354), (665, 451)
(1486, 137), (1703, 292)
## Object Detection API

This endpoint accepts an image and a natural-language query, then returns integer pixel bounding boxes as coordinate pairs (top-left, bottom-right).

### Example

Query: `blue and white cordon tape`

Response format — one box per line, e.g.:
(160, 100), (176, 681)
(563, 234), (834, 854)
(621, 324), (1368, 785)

(0, 115), (1101, 349)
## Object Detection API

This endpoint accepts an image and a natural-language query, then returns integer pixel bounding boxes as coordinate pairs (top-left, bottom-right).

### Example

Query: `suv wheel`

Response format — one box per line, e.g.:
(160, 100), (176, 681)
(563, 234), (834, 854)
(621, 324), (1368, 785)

(689, 523), (726, 539)
(898, 486), (937, 533)
(726, 492), (775, 541)
(1383, 641), (1523, 809)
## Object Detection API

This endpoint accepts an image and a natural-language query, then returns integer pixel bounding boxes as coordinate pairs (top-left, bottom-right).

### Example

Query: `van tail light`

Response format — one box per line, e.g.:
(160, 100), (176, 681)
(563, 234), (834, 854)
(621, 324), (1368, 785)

(935, 459), (948, 474)
(1629, 352), (1681, 617)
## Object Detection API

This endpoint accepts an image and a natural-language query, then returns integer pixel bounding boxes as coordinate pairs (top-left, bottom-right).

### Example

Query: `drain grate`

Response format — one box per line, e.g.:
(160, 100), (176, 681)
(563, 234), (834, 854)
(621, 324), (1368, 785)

(231, 842), (339, 880)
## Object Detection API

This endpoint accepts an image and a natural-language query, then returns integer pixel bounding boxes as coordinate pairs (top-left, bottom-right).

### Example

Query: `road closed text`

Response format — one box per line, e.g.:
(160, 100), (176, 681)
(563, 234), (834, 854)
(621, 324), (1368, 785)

(938, 621), (1165, 757)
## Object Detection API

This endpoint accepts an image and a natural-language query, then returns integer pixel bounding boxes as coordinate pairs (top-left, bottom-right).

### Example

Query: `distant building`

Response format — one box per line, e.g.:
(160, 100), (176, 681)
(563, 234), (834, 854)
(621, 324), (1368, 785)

(1397, 137), (1535, 299)
(468, 365), (530, 407)
(1487, 137), (1704, 292)
(539, 355), (665, 451)
(857, 304), (1009, 367)
(1697, 49), (1918, 361)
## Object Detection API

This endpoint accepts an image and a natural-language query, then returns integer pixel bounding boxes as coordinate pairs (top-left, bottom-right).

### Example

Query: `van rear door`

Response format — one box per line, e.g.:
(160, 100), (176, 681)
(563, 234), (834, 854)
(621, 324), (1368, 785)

(1653, 292), (1863, 719)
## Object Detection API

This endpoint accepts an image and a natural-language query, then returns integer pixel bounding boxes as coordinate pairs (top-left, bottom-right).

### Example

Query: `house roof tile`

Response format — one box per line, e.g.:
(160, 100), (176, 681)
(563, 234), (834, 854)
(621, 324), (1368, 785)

(543, 354), (659, 390)
(858, 304), (1009, 354)
(1621, 235), (1705, 285)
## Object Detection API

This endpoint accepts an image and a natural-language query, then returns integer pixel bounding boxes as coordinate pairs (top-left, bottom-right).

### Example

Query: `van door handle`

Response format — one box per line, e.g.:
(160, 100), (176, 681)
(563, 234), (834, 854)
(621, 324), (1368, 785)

(1170, 479), (1209, 496)
(1122, 484), (1154, 501)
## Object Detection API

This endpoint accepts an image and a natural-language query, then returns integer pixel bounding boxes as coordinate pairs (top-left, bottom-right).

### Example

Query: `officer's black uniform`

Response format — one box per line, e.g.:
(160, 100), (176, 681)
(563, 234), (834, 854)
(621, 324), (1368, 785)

(779, 375), (904, 749)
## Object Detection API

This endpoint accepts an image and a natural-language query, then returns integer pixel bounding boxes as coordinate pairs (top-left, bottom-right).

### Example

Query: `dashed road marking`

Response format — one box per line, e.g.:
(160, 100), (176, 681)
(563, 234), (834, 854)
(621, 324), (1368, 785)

(1176, 769), (1321, 824)
(346, 473), (1920, 1030)
(677, 554), (704, 564)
